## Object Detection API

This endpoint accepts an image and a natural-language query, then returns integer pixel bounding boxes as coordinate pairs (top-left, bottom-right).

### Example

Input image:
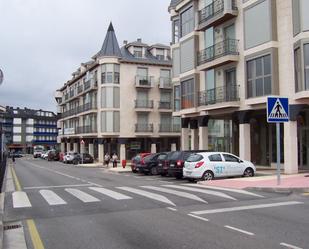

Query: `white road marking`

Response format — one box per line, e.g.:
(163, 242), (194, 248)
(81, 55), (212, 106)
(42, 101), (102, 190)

(144, 178), (155, 181)
(163, 185), (237, 200)
(141, 186), (207, 203)
(191, 201), (304, 215)
(187, 214), (209, 222)
(134, 176), (143, 179)
(12, 191), (32, 208)
(39, 190), (67, 205)
(166, 207), (177, 211)
(65, 188), (100, 203)
(24, 184), (93, 190)
(117, 187), (176, 206)
(89, 187), (132, 200)
(184, 184), (264, 198)
(224, 225), (254, 236)
(280, 242), (303, 249)
(159, 181), (174, 184)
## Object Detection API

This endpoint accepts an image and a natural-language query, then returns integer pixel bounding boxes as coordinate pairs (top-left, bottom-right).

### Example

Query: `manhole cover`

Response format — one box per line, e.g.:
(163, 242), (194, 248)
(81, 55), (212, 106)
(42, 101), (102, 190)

(3, 224), (22, 231)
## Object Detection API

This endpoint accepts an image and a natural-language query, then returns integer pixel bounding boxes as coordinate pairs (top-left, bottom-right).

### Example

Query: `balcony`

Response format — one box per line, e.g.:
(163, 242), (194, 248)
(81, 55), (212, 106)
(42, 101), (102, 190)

(84, 80), (91, 90)
(197, 39), (239, 70)
(159, 124), (181, 133)
(198, 85), (240, 107)
(197, 0), (238, 31)
(158, 101), (172, 110)
(64, 94), (69, 101)
(135, 124), (153, 133)
(69, 90), (74, 98)
(135, 100), (154, 109)
(135, 76), (154, 88)
(61, 102), (97, 119)
(77, 85), (83, 94)
(76, 126), (97, 134)
(158, 77), (172, 89)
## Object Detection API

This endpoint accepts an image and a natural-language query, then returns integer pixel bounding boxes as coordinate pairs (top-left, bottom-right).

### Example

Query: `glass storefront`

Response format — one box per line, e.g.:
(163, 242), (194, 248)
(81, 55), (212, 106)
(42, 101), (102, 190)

(297, 109), (309, 170)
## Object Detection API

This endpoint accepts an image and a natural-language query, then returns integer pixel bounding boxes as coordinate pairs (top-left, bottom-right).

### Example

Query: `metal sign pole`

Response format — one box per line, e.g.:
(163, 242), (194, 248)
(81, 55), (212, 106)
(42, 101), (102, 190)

(276, 123), (281, 185)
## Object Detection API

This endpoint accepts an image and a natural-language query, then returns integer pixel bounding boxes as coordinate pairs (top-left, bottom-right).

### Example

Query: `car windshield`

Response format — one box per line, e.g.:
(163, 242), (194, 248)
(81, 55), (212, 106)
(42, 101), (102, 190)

(158, 154), (167, 160)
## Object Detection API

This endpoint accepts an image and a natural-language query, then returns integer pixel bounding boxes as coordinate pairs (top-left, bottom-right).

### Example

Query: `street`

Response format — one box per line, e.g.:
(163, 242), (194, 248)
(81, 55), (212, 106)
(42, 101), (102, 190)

(3, 158), (309, 249)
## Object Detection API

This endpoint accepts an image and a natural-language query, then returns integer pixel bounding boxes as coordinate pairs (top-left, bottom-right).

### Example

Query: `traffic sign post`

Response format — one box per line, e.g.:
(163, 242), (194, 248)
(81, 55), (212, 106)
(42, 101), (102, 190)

(267, 97), (289, 185)
(80, 140), (85, 165)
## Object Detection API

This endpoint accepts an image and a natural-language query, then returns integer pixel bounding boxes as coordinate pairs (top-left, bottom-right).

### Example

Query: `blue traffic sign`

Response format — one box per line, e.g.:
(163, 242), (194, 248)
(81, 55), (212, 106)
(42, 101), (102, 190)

(267, 97), (289, 123)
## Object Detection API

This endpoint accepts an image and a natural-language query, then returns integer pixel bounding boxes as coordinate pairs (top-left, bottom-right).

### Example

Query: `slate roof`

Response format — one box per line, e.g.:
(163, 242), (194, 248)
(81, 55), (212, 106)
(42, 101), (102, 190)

(96, 22), (122, 58)
(169, 0), (183, 9)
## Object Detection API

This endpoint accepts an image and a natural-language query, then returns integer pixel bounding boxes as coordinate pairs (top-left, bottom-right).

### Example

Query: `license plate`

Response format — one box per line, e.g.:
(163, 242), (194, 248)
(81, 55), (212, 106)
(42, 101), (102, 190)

(170, 164), (175, 167)
(158, 164), (162, 167)
(186, 171), (192, 175)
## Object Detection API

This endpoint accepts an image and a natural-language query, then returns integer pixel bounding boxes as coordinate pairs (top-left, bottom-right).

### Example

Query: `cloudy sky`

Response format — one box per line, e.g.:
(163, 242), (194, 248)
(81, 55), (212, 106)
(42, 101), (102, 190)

(0, 0), (171, 112)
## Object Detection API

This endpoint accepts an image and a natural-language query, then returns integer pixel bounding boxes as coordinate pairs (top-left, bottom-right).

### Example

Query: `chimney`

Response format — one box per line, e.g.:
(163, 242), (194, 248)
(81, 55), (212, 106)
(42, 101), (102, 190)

(123, 40), (128, 45)
(137, 38), (142, 43)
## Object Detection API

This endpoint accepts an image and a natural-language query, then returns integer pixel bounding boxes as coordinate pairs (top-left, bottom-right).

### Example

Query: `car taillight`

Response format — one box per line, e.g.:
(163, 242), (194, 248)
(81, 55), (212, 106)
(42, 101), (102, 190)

(195, 161), (204, 168)
(176, 160), (184, 167)
(141, 159), (145, 165)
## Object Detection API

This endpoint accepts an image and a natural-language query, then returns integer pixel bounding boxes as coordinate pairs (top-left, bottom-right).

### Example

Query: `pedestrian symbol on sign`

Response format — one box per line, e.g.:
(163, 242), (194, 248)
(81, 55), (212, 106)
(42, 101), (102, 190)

(269, 99), (288, 119)
(267, 97), (289, 123)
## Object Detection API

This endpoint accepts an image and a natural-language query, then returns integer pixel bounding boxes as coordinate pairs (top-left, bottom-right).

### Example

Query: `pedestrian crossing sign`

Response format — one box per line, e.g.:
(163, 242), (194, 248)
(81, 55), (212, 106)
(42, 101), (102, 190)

(267, 97), (289, 123)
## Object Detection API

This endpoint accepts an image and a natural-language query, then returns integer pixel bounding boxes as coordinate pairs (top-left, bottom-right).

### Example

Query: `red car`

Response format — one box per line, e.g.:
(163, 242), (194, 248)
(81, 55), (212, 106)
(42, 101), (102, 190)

(131, 153), (151, 173)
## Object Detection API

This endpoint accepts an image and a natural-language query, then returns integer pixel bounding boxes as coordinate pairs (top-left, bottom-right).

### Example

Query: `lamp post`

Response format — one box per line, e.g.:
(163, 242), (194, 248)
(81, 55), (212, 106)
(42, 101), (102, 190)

(0, 68), (4, 160)
(0, 69), (3, 85)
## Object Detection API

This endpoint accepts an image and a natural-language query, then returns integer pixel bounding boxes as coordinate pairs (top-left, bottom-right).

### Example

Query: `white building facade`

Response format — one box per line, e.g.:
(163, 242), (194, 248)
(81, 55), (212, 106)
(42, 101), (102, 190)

(55, 23), (180, 161)
(169, 0), (309, 174)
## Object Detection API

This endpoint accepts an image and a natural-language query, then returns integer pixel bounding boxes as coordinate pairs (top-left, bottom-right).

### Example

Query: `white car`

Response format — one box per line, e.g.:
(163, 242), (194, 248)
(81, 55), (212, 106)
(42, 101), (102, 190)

(63, 152), (78, 164)
(41, 151), (48, 159)
(183, 152), (256, 181)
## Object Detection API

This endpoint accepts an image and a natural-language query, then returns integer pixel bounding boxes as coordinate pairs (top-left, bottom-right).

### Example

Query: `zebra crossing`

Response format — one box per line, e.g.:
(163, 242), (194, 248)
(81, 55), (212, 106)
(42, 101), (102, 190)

(9, 184), (265, 210)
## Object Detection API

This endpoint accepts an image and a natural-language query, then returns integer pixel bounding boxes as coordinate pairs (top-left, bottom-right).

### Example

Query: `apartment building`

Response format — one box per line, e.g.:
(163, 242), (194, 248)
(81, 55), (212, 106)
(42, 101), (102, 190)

(169, 0), (309, 174)
(0, 106), (58, 153)
(55, 23), (180, 161)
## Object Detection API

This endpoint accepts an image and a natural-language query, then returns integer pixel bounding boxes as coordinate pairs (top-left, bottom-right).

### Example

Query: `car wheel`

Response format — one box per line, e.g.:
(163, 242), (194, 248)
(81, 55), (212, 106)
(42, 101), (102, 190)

(150, 167), (158, 175)
(243, 167), (254, 177)
(202, 170), (214, 181)
(188, 178), (196, 183)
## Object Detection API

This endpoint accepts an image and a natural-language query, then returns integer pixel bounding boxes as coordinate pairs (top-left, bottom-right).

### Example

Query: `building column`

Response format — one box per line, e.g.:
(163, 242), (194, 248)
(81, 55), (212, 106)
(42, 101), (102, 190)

(89, 143), (94, 157)
(73, 143), (78, 153)
(80, 142), (85, 154)
(284, 121), (298, 174)
(98, 144), (104, 163)
(198, 116), (209, 150)
(66, 142), (71, 153)
(60, 142), (65, 153)
(120, 144), (126, 162)
(191, 129), (198, 150)
(171, 143), (177, 151)
(151, 143), (157, 153)
(239, 123), (251, 161)
(181, 128), (189, 150)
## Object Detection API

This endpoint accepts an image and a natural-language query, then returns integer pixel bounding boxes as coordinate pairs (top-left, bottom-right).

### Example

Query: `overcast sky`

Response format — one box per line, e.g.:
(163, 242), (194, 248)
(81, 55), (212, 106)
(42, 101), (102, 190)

(0, 0), (171, 112)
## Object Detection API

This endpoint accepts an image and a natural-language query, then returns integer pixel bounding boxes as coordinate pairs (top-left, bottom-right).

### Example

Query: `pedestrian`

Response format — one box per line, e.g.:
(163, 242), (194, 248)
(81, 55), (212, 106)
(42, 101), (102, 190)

(12, 153), (15, 163)
(104, 153), (110, 167)
(112, 153), (118, 168)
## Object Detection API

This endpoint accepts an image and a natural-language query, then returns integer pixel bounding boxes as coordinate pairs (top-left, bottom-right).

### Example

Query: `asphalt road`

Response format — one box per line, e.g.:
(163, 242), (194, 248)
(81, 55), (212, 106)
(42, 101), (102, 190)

(4, 157), (309, 249)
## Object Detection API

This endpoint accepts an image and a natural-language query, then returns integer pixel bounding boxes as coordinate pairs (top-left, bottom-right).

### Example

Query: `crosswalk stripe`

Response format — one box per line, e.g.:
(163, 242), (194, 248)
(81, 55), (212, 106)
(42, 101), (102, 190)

(65, 188), (100, 203)
(141, 186), (207, 203)
(117, 187), (176, 206)
(12, 191), (32, 208)
(89, 187), (132, 200)
(162, 185), (237, 201)
(184, 184), (264, 198)
(39, 190), (67, 205)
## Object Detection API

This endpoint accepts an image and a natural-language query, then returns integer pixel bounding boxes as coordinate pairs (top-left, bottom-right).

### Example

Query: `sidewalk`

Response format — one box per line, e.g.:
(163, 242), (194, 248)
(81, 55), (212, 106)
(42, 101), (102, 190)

(198, 173), (309, 193)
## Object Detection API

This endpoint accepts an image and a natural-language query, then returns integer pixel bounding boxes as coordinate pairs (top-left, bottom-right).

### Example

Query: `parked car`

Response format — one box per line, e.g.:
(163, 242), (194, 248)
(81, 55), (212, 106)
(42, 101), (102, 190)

(41, 151), (49, 160)
(33, 150), (43, 158)
(137, 152), (167, 175)
(63, 152), (79, 164)
(73, 153), (94, 164)
(167, 150), (210, 179)
(131, 153), (151, 173)
(47, 150), (60, 161)
(157, 152), (173, 176)
(183, 152), (256, 181)
(59, 152), (65, 162)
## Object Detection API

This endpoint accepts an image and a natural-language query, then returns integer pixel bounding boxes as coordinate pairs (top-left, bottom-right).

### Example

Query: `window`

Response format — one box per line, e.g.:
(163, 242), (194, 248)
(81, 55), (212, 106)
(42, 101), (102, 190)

(181, 79), (195, 109)
(101, 64), (120, 84)
(304, 44), (309, 90)
(247, 54), (272, 98)
(101, 87), (120, 108)
(173, 19), (180, 43)
(180, 38), (194, 73)
(295, 47), (302, 92)
(156, 49), (165, 60)
(134, 47), (143, 57)
(244, 0), (271, 49)
(223, 154), (239, 162)
(101, 111), (119, 132)
(180, 6), (194, 37)
(187, 154), (203, 162)
(172, 48), (180, 77)
(174, 85), (180, 111)
(209, 154), (223, 162)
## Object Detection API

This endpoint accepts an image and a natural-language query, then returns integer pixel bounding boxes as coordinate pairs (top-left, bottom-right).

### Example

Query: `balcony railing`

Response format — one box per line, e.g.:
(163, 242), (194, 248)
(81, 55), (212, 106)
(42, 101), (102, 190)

(158, 77), (172, 89)
(84, 80), (91, 90)
(159, 124), (181, 133)
(197, 39), (239, 66)
(135, 124), (153, 132)
(77, 85), (83, 94)
(135, 100), (154, 109)
(135, 76), (154, 87)
(158, 101), (172, 109)
(64, 94), (69, 101)
(69, 90), (74, 98)
(199, 85), (239, 106)
(61, 102), (97, 119)
(76, 125), (97, 134)
(198, 0), (237, 25)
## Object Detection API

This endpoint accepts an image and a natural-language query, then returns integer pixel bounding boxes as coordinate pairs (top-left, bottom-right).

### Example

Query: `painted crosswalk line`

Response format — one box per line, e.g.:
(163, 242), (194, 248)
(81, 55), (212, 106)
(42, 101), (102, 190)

(184, 184), (264, 198)
(89, 187), (132, 200)
(12, 191), (32, 208)
(39, 190), (67, 205)
(141, 186), (207, 203)
(117, 187), (176, 206)
(163, 185), (237, 200)
(65, 188), (100, 203)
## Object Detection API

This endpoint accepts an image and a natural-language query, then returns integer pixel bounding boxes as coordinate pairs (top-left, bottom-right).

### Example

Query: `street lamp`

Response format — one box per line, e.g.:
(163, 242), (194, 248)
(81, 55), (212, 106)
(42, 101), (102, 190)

(0, 69), (3, 85)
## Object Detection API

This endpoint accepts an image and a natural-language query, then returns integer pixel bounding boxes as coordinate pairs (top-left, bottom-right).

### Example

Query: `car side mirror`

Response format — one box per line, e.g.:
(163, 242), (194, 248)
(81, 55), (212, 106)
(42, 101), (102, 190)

(238, 159), (243, 163)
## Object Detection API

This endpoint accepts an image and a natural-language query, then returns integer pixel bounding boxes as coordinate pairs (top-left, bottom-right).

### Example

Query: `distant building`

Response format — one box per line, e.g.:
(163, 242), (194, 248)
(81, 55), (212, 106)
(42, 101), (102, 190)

(0, 106), (58, 153)
(55, 23), (180, 161)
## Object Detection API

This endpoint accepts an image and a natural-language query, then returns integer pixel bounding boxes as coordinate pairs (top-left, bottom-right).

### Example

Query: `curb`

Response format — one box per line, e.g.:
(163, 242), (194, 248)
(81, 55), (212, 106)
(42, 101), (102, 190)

(245, 186), (309, 194)
(107, 168), (132, 174)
